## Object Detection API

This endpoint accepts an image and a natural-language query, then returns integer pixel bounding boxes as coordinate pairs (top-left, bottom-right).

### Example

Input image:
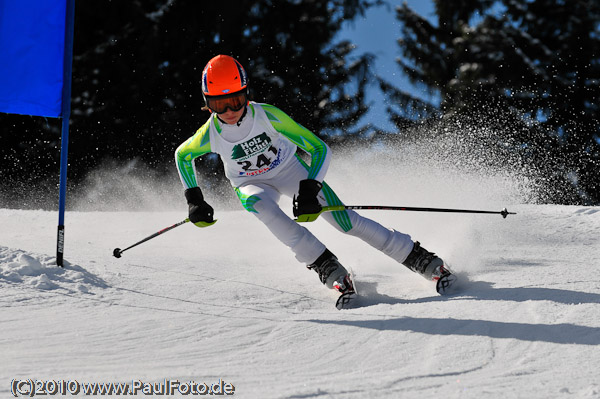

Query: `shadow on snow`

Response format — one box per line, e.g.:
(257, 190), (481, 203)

(308, 317), (600, 346)
(313, 277), (600, 346)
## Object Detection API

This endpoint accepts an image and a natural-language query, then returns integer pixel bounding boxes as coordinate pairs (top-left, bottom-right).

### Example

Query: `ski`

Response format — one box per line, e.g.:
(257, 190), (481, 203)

(435, 271), (458, 295)
(336, 291), (358, 309)
(335, 271), (359, 310)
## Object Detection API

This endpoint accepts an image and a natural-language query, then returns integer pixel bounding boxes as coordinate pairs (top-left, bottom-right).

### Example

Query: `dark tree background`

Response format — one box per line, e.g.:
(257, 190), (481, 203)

(0, 0), (380, 207)
(383, 0), (600, 204)
(1, 0), (599, 208)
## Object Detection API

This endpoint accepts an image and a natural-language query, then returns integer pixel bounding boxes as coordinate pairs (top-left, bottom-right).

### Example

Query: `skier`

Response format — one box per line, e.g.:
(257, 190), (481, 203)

(175, 54), (453, 306)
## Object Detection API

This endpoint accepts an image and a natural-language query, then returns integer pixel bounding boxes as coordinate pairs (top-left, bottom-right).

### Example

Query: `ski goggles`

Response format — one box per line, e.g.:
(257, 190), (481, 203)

(204, 90), (247, 114)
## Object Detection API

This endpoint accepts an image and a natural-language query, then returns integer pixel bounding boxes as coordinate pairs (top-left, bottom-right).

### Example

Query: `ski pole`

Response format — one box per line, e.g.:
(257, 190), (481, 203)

(113, 218), (190, 258)
(295, 205), (516, 223)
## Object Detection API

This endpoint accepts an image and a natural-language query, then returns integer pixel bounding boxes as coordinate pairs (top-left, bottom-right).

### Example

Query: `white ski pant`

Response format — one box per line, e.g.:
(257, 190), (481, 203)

(234, 156), (414, 265)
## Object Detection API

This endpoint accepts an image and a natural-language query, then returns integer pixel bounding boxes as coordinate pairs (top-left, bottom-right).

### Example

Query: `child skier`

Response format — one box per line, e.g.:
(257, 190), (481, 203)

(175, 54), (453, 307)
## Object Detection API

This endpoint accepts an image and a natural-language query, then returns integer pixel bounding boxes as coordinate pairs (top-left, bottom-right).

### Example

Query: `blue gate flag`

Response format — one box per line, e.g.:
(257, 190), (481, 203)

(0, 0), (75, 267)
(0, 0), (67, 117)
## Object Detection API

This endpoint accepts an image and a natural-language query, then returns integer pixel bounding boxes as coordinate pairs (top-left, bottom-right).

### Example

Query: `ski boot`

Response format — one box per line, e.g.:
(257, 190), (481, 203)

(307, 249), (348, 288)
(402, 241), (457, 294)
(308, 249), (357, 309)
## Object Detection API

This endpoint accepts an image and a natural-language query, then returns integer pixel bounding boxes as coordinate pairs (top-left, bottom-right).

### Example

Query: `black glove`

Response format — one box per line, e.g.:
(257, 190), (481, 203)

(185, 187), (214, 226)
(293, 179), (323, 217)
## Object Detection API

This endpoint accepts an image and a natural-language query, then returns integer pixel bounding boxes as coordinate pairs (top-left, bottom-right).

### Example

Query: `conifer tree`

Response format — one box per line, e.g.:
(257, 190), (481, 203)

(389, 0), (599, 203)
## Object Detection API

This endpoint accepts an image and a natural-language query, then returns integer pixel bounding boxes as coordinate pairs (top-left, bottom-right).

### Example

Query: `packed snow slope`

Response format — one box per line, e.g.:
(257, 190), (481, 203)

(1, 146), (599, 398)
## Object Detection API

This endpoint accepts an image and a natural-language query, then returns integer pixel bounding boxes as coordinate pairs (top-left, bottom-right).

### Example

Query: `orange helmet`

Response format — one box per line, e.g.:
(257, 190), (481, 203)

(202, 55), (248, 96)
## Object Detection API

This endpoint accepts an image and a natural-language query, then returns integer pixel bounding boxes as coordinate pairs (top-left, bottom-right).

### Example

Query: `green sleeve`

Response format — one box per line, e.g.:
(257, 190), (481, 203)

(261, 104), (330, 181)
(174, 119), (212, 189)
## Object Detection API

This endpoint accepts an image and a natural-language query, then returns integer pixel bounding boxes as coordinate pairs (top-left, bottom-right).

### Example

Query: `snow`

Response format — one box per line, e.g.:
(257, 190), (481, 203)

(1, 146), (600, 398)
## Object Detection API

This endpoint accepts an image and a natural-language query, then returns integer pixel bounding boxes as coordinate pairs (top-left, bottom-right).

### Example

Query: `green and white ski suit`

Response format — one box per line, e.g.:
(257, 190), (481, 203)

(175, 102), (413, 265)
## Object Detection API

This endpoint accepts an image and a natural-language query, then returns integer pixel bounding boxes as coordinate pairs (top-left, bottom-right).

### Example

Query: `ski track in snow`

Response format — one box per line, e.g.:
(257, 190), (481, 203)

(1, 204), (599, 399)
